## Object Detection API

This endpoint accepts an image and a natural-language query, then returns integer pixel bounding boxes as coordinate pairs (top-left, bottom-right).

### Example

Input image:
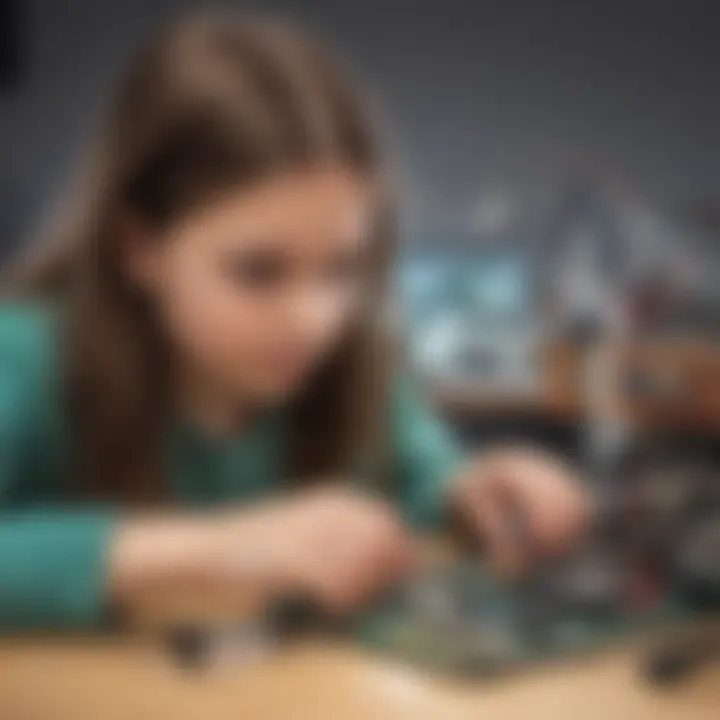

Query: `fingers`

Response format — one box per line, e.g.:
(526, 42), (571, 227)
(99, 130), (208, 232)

(454, 450), (590, 572)
(467, 484), (525, 575)
(454, 467), (523, 572)
(538, 457), (590, 549)
(518, 459), (586, 553)
(287, 491), (419, 612)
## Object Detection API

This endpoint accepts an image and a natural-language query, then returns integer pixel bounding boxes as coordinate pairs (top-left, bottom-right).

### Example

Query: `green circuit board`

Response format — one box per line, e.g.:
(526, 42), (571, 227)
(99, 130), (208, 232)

(353, 561), (695, 678)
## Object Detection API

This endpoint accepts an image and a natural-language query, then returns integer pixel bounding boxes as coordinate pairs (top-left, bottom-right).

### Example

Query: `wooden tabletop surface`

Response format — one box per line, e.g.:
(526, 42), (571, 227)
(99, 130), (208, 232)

(1, 632), (718, 720)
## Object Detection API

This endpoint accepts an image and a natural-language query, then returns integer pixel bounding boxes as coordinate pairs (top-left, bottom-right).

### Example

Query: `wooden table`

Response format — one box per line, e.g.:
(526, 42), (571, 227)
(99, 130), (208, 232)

(1, 632), (719, 720)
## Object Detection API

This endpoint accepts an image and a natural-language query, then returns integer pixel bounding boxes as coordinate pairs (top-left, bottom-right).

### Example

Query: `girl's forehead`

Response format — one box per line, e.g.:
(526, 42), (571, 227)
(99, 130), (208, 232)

(187, 167), (373, 230)
(162, 165), (375, 256)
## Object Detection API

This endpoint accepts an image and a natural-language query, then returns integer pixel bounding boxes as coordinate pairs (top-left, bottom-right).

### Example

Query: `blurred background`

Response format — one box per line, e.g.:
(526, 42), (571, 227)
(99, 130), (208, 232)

(1, 0), (719, 460)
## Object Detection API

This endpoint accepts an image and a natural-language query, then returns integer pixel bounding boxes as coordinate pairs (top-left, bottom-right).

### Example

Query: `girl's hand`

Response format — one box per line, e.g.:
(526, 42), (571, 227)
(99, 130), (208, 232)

(111, 487), (417, 613)
(221, 487), (419, 610)
(449, 447), (590, 574)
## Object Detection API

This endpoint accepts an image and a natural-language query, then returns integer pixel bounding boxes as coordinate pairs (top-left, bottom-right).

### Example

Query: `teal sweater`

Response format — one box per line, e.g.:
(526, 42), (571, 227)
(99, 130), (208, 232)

(0, 303), (461, 631)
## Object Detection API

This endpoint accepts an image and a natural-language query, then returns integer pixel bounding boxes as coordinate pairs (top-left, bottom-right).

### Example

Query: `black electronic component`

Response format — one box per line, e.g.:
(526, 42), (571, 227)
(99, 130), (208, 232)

(264, 595), (342, 638)
(549, 556), (626, 613)
(674, 516), (720, 608)
(165, 596), (344, 671)
(165, 624), (212, 671)
(643, 629), (720, 688)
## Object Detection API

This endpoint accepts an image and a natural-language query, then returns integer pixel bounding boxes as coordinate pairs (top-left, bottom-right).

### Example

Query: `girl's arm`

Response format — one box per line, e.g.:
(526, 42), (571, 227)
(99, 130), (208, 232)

(390, 377), (589, 566)
(0, 361), (415, 631)
(0, 307), (235, 630)
(0, 509), (116, 631)
(0, 339), (119, 630)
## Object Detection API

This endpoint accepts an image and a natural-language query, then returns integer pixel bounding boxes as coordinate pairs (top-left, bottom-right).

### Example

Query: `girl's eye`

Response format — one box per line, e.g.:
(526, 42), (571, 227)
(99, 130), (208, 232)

(219, 245), (365, 292)
(221, 250), (288, 289)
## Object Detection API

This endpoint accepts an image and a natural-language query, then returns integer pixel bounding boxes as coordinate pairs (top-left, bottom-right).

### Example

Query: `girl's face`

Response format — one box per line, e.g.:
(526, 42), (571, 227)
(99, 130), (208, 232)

(128, 166), (373, 405)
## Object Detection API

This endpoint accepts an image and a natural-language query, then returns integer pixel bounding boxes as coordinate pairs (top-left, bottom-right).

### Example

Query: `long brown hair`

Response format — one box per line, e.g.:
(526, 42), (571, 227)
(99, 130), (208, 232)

(3, 13), (397, 503)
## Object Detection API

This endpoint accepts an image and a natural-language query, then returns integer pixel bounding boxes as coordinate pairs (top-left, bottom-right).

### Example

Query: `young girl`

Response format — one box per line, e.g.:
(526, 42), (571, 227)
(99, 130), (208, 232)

(0, 14), (587, 631)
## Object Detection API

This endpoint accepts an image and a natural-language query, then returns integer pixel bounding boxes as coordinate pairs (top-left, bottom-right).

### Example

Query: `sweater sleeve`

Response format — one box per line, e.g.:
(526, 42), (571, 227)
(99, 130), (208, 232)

(390, 378), (465, 530)
(0, 305), (116, 632)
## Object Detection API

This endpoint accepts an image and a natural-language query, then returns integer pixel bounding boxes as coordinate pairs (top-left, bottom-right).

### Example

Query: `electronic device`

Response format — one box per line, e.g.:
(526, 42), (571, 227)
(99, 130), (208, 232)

(355, 450), (720, 678)
(165, 448), (720, 681)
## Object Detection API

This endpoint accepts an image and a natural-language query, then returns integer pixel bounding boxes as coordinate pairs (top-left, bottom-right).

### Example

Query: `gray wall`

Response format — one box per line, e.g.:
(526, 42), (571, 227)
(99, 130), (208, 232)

(1, 0), (718, 252)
